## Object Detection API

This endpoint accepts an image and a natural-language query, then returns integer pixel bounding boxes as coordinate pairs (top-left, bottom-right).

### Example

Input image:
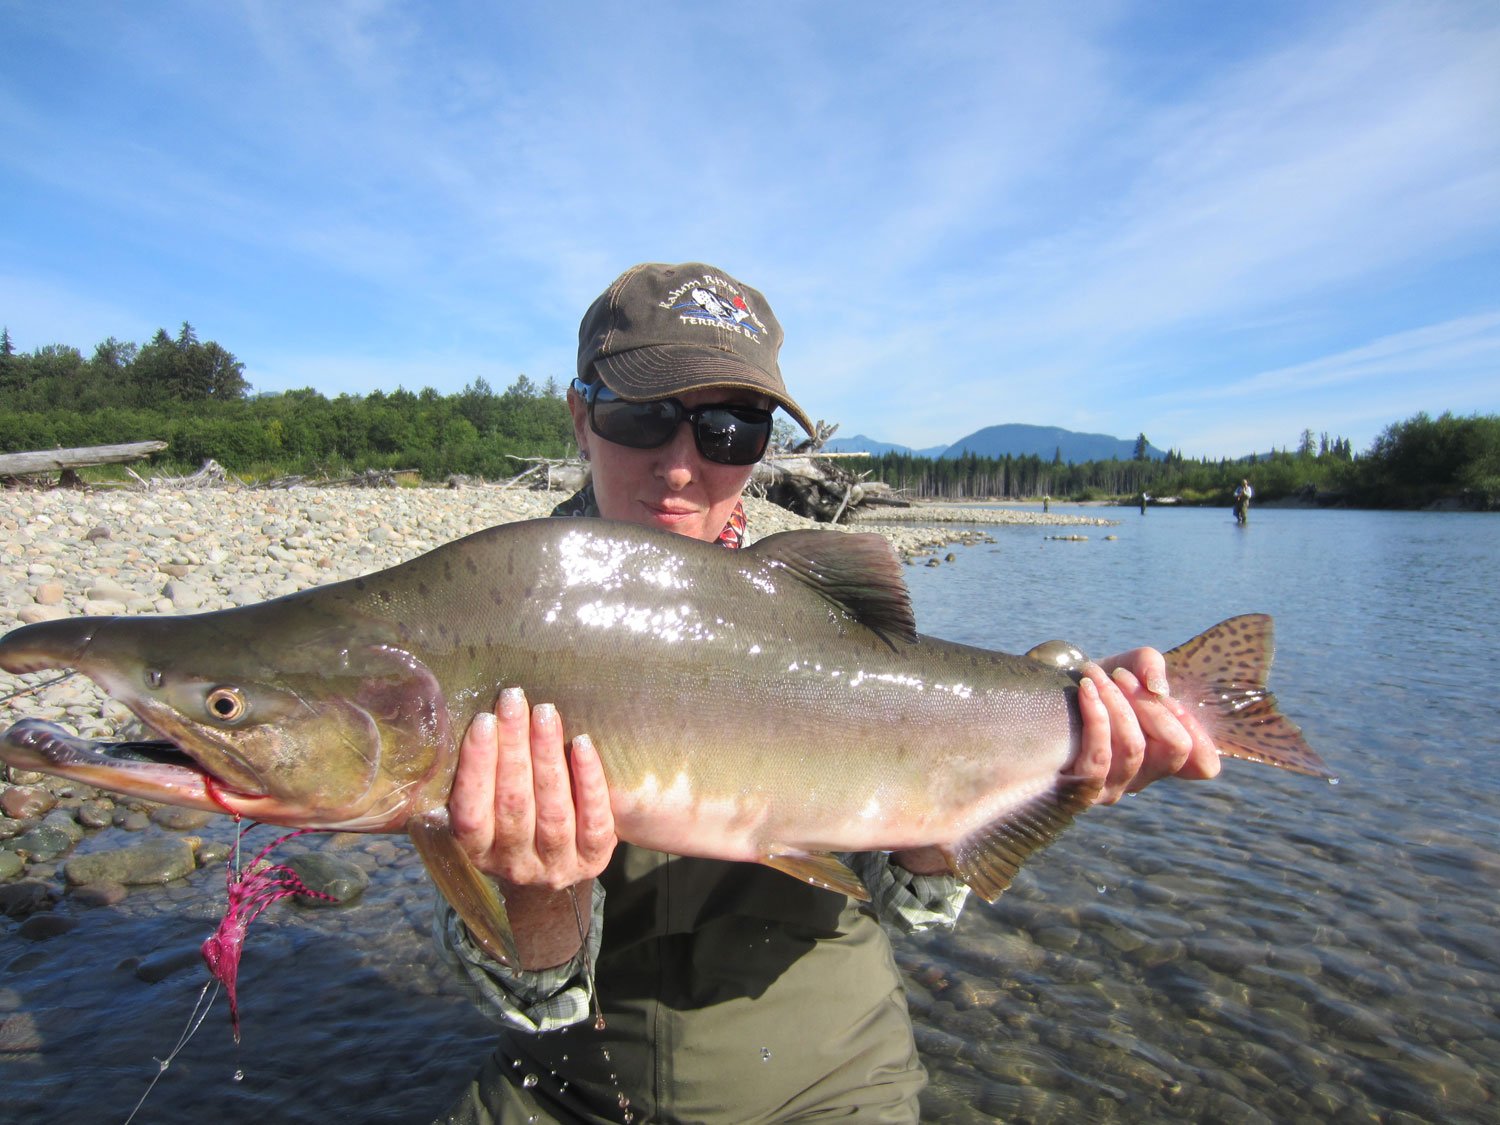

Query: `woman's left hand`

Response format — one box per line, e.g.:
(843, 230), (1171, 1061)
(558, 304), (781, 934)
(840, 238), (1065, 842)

(1072, 648), (1221, 804)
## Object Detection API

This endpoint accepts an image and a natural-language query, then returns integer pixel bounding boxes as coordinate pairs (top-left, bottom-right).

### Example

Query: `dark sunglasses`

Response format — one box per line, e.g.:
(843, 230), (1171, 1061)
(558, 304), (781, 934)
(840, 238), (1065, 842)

(572, 379), (774, 466)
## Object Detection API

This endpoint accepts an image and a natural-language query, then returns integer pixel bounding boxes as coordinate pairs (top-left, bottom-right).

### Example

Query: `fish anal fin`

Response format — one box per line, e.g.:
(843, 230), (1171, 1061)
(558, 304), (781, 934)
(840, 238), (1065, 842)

(953, 778), (1100, 903)
(1163, 614), (1335, 779)
(762, 848), (871, 901)
(407, 809), (517, 967)
(748, 530), (918, 646)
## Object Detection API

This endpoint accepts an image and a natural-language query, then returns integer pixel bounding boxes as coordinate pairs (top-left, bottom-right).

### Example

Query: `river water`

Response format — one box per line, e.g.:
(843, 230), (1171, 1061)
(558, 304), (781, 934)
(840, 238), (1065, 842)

(1, 506), (1496, 1123)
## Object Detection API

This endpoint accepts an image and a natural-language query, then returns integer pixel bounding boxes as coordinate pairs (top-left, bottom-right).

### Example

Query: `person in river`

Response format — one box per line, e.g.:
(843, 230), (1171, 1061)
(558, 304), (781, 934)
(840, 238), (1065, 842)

(434, 262), (1223, 1124)
(1234, 478), (1253, 524)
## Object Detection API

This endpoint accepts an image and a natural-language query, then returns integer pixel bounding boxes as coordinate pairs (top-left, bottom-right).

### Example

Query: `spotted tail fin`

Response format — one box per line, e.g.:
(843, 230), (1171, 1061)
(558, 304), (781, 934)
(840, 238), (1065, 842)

(1163, 614), (1333, 779)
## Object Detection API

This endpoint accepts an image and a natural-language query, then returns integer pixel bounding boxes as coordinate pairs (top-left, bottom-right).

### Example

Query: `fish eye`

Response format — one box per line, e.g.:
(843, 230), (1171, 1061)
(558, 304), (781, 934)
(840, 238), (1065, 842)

(205, 687), (247, 723)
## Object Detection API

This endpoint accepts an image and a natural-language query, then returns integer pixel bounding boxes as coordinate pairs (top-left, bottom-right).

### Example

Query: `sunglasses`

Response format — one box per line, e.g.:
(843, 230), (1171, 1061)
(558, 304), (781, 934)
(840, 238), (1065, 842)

(573, 379), (774, 466)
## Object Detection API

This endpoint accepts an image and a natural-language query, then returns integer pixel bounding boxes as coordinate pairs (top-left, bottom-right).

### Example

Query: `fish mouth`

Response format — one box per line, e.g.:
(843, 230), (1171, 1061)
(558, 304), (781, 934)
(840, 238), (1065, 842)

(1, 717), (269, 814)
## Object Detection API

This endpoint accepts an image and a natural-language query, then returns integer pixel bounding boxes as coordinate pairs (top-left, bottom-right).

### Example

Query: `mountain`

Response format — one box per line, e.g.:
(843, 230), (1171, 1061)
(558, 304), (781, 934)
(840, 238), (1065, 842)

(941, 424), (1166, 463)
(820, 434), (951, 458)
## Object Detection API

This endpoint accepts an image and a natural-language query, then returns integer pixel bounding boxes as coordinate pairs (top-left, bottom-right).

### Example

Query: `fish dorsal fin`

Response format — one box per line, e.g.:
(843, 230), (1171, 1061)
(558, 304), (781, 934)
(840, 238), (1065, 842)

(762, 848), (871, 901)
(948, 777), (1100, 902)
(748, 530), (918, 646)
(1163, 614), (1333, 778)
(407, 809), (518, 967)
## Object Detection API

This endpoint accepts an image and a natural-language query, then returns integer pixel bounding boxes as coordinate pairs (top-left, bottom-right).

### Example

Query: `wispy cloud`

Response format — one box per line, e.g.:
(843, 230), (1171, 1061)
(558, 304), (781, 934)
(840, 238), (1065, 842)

(1, 0), (1496, 460)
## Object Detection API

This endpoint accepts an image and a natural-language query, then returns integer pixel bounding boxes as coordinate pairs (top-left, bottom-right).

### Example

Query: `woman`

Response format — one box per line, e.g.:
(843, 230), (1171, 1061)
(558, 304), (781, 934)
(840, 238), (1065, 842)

(436, 263), (1220, 1123)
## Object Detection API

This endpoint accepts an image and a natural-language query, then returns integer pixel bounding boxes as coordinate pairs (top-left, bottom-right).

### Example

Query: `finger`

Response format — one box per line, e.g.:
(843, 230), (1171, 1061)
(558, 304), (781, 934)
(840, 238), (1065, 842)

(1071, 668), (1112, 788)
(569, 735), (617, 875)
(490, 687), (537, 848)
(449, 709), (499, 856)
(1124, 689), (1194, 790)
(1098, 667), (1146, 802)
(528, 703), (577, 866)
(1099, 647), (1169, 697)
(1161, 696), (1222, 779)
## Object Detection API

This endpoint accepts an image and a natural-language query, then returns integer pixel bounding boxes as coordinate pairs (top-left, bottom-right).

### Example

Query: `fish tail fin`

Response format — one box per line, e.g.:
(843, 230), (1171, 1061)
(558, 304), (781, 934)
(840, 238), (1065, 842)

(947, 777), (1101, 902)
(1163, 613), (1333, 779)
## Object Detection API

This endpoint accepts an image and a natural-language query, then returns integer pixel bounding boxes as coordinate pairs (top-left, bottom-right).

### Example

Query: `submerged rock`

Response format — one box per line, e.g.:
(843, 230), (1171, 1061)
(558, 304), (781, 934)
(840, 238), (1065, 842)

(285, 852), (370, 906)
(63, 838), (196, 886)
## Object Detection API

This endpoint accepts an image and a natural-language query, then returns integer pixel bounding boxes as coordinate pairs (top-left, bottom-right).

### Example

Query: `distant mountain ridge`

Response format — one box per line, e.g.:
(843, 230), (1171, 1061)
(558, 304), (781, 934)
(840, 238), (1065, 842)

(822, 425), (1165, 462)
(820, 434), (950, 458)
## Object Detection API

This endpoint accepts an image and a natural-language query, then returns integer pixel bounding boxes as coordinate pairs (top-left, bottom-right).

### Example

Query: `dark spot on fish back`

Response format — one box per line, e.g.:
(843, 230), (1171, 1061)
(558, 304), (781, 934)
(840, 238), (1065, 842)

(354, 578), (367, 592)
(418, 582), (430, 598)
(465, 556), (479, 575)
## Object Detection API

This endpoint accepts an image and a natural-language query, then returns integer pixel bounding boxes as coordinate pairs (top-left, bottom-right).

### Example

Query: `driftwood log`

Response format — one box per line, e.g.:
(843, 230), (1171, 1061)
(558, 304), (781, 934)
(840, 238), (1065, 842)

(751, 420), (909, 523)
(0, 441), (168, 485)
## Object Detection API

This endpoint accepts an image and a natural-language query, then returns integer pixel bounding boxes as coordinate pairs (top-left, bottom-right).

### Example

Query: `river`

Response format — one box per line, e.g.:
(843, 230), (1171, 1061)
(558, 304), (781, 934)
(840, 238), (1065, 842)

(1, 506), (1496, 1123)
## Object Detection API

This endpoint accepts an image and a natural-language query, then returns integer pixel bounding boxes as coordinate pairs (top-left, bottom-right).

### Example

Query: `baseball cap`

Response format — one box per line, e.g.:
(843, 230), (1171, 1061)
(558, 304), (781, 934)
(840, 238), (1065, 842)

(577, 261), (815, 437)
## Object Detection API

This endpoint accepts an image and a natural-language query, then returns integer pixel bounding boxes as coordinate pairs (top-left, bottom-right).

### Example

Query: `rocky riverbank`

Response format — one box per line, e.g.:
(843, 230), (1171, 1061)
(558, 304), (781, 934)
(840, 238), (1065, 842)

(0, 483), (1103, 908)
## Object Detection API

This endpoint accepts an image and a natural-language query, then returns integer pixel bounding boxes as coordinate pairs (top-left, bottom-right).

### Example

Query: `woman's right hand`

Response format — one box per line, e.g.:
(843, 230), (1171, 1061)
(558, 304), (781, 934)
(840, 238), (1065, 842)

(449, 687), (618, 889)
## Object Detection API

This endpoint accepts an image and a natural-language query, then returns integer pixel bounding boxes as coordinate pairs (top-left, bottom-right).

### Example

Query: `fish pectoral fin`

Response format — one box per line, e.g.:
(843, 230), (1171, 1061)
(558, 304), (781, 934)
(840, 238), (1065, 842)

(1162, 614), (1334, 779)
(748, 530), (918, 646)
(951, 778), (1100, 903)
(762, 848), (871, 901)
(407, 809), (518, 967)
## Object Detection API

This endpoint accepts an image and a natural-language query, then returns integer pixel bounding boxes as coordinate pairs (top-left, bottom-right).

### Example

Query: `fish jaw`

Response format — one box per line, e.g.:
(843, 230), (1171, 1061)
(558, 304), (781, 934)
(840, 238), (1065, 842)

(0, 612), (454, 832)
(1, 718), (223, 812)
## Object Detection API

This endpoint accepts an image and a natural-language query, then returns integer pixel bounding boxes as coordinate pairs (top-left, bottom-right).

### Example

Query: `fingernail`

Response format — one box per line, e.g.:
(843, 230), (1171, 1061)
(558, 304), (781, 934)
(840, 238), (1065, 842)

(533, 703), (557, 725)
(1147, 675), (1170, 696)
(1079, 677), (1098, 701)
(572, 733), (595, 757)
(471, 711), (495, 736)
(499, 687), (525, 716)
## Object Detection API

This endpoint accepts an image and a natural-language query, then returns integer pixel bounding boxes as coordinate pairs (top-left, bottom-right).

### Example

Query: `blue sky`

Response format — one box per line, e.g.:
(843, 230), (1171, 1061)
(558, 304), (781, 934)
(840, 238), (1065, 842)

(2, 1), (1497, 458)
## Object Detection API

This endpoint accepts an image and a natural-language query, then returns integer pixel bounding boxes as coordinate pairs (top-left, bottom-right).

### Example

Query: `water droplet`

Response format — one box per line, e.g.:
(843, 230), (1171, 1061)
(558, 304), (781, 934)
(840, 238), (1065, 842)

(760, 1047), (772, 1062)
(511, 1058), (523, 1070)
(617, 1093), (631, 1109)
(601, 1049), (612, 1063)
(233, 1068), (244, 1082)
(522, 1074), (539, 1089)
(1327, 777), (1340, 786)
(594, 1014), (608, 1031)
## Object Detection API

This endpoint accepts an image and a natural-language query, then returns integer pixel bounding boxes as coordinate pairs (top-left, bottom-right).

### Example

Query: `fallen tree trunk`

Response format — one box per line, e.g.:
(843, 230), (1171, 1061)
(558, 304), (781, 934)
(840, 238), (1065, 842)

(0, 441), (168, 477)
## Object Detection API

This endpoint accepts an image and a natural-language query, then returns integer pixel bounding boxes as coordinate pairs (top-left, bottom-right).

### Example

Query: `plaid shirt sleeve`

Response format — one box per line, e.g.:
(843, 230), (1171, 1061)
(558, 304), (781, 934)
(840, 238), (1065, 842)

(843, 851), (971, 933)
(432, 881), (606, 1034)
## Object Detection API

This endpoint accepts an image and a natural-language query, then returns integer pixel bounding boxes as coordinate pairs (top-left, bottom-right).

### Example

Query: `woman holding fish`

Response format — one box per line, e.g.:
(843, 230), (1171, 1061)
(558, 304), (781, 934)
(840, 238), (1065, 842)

(435, 263), (1222, 1123)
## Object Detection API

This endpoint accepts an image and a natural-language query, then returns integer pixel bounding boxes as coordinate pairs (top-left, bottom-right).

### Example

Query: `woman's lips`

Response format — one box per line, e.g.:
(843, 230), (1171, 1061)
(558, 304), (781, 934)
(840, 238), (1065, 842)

(642, 501), (699, 524)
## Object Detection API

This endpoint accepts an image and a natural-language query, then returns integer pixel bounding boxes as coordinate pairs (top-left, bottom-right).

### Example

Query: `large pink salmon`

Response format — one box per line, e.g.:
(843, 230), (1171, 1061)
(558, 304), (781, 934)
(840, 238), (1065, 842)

(0, 518), (1330, 963)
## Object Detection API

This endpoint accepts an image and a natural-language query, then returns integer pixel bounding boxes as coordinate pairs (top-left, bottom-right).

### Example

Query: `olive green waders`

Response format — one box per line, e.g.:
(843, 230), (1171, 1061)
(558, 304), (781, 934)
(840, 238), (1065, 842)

(439, 845), (925, 1123)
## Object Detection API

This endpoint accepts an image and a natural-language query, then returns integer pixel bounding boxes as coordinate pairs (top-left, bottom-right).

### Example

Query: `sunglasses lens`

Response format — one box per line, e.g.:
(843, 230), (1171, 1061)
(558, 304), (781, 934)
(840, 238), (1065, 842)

(587, 385), (772, 465)
(590, 395), (680, 449)
(694, 408), (772, 465)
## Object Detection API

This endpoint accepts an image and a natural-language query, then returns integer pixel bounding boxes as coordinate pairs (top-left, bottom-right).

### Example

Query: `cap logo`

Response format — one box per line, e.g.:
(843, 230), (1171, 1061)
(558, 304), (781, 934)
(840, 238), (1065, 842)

(658, 273), (766, 343)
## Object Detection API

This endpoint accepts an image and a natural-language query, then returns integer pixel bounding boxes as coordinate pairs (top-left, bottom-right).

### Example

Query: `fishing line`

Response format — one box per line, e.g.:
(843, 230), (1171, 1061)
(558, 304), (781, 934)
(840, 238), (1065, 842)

(567, 883), (604, 1031)
(0, 670), (78, 704)
(121, 978), (222, 1125)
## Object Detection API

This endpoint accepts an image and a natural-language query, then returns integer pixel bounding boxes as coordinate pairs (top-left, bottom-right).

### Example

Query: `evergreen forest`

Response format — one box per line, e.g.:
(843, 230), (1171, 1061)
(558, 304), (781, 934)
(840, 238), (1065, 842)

(1, 324), (1495, 510)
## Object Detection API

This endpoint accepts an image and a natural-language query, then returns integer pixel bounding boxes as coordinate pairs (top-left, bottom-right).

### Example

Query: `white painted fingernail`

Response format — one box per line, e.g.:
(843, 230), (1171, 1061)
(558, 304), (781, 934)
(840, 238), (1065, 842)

(533, 703), (557, 724)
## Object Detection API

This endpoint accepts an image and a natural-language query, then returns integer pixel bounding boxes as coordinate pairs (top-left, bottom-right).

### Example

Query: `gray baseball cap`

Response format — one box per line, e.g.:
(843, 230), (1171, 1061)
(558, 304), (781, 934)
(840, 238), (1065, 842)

(577, 261), (815, 437)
